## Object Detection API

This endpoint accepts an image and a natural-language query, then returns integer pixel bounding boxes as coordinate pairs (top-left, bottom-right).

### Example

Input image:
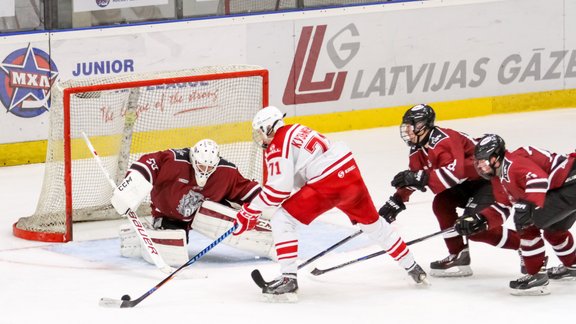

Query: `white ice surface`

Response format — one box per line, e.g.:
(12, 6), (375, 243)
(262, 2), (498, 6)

(1, 109), (575, 324)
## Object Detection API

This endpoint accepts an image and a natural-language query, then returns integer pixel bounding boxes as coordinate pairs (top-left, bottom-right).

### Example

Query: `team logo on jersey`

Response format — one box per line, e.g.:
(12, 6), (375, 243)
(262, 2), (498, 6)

(0, 44), (59, 118)
(428, 128), (448, 148)
(283, 24), (359, 105)
(171, 148), (191, 163)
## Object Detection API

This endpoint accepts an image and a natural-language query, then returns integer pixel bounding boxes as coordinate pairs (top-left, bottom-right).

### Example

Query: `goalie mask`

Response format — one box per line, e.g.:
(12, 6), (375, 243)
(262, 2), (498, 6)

(474, 134), (506, 180)
(252, 105), (285, 149)
(400, 104), (435, 147)
(190, 139), (220, 187)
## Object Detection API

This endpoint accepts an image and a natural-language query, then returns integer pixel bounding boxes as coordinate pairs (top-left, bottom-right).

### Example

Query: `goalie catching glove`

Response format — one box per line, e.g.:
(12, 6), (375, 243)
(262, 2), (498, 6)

(454, 213), (488, 236)
(391, 170), (428, 192)
(110, 171), (153, 215)
(233, 203), (261, 236)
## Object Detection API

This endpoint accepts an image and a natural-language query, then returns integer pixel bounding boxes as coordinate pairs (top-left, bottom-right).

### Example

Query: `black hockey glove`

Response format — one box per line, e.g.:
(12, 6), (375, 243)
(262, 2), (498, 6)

(513, 201), (534, 232)
(391, 170), (428, 192)
(379, 195), (406, 223)
(454, 213), (488, 236)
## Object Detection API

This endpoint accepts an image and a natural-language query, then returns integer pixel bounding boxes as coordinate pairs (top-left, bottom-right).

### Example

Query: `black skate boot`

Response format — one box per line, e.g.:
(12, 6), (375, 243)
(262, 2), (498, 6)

(407, 263), (429, 285)
(510, 257), (549, 296)
(262, 273), (298, 303)
(430, 247), (472, 277)
(547, 264), (576, 280)
(509, 273), (549, 296)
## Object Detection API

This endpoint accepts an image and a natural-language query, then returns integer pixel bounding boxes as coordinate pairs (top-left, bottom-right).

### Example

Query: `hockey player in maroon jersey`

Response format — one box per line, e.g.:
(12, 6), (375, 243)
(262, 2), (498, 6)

(380, 104), (520, 277)
(110, 139), (273, 266)
(233, 105), (427, 302)
(474, 134), (576, 295)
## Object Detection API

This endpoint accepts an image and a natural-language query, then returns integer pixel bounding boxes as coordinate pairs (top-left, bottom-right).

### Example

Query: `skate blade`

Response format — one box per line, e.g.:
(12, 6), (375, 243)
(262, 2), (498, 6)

(549, 276), (576, 281)
(415, 277), (431, 287)
(430, 266), (473, 278)
(262, 292), (298, 303)
(509, 285), (550, 296)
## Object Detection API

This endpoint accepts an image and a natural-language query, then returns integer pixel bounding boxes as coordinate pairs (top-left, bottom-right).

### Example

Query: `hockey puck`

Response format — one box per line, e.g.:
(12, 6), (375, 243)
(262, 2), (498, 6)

(121, 294), (131, 301)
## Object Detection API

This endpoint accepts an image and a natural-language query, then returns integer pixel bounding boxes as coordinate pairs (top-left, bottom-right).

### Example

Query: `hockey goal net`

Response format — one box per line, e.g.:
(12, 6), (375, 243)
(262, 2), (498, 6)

(13, 65), (268, 242)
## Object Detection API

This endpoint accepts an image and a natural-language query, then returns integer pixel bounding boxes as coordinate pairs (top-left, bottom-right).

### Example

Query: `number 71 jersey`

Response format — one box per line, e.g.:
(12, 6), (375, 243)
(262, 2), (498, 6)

(253, 123), (353, 209)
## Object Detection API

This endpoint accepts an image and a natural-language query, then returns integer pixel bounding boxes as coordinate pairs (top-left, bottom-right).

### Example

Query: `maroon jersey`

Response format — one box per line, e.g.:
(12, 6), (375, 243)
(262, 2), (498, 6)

(396, 127), (479, 200)
(496, 146), (576, 208)
(129, 148), (260, 222)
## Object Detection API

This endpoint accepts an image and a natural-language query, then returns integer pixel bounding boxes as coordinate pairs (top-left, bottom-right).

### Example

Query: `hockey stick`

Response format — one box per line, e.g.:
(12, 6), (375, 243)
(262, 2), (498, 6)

(81, 131), (174, 274)
(99, 224), (237, 308)
(310, 227), (454, 276)
(251, 229), (364, 288)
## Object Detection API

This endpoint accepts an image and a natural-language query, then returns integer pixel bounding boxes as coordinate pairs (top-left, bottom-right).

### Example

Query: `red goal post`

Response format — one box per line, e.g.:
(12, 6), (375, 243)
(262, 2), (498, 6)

(13, 65), (268, 242)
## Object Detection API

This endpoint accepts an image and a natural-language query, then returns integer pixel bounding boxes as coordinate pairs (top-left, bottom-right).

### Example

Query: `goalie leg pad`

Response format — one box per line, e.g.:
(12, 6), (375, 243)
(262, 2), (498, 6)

(141, 228), (189, 267)
(119, 224), (142, 258)
(120, 224), (188, 267)
(193, 201), (276, 259)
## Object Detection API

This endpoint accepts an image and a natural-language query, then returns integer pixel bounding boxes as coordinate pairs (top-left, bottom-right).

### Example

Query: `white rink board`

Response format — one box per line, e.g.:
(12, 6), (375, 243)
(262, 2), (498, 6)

(0, 0), (575, 143)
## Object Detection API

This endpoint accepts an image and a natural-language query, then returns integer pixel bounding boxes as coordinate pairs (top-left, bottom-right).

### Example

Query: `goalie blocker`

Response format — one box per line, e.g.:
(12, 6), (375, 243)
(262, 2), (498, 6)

(120, 201), (276, 266)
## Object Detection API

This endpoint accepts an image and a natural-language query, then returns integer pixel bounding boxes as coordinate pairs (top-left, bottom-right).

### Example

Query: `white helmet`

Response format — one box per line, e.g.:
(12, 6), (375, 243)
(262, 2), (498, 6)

(190, 139), (220, 187)
(252, 105), (285, 148)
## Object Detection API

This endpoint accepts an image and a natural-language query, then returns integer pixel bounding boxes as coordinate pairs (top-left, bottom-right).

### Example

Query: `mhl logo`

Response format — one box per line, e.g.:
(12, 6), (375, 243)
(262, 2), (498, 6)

(0, 44), (59, 118)
(283, 24), (359, 105)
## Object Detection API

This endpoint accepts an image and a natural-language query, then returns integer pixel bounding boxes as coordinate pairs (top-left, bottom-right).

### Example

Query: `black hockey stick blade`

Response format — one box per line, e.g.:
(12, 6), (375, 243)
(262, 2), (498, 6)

(251, 269), (269, 289)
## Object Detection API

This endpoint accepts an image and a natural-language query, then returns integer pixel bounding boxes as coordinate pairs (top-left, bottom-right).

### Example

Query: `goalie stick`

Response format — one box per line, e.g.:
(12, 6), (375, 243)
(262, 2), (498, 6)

(99, 224), (237, 308)
(81, 131), (174, 274)
(251, 229), (363, 288)
(310, 227), (454, 276)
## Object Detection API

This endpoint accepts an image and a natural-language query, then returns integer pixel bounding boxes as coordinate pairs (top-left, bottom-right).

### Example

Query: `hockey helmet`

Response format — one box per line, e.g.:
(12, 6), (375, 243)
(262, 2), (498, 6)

(474, 134), (506, 179)
(252, 105), (285, 148)
(190, 139), (220, 187)
(400, 104), (436, 147)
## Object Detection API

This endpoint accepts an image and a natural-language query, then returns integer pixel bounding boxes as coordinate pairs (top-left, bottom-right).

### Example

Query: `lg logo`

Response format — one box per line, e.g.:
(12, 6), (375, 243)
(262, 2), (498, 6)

(283, 24), (360, 105)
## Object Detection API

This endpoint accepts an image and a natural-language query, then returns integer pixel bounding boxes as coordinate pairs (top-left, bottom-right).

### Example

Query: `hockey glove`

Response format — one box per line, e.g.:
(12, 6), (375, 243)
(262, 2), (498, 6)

(110, 171), (153, 215)
(391, 170), (428, 192)
(233, 203), (261, 236)
(379, 195), (406, 223)
(513, 201), (534, 232)
(454, 213), (488, 236)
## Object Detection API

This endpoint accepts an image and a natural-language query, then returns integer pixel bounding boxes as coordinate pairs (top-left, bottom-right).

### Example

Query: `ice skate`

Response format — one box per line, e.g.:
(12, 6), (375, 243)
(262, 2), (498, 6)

(547, 265), (576, 280)
(430, 247), (473, 277)
(262, 273), (298, 303)
(407, 263), (429, 285)
(509, 272), (550, 296)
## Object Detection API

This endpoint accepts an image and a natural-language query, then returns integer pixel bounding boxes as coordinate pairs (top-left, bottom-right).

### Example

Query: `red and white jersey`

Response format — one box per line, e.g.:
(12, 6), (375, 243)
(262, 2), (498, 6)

(129, 148), (260, 221)
(496, 146), (576, 208)
(249, 124), (351, 211)
(396, 127), (479, 200)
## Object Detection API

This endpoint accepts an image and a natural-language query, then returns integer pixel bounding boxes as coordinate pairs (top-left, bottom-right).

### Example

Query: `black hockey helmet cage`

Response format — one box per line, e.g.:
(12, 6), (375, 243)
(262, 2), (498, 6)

(400, 104), (436, 146)
(474, 134), (506, 179)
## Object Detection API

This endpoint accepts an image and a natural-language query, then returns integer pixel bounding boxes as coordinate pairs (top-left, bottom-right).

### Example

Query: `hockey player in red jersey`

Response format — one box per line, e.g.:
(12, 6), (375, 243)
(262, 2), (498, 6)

(380, 104), (520, 277)
(233, 105), (427, 302)
(474, 134), (576, 295)
(110, 139), (273, 266)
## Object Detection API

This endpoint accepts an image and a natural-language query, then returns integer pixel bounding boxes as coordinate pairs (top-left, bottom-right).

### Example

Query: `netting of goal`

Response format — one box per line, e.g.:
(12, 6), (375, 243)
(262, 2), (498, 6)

(13, 65), (268, 242)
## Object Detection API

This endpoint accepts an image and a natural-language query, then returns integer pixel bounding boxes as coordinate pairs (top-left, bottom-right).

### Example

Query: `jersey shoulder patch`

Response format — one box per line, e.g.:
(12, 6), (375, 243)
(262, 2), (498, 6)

(500, 157), (512, 183)
(170, 148), (192, 163)
(218, 158), (238, 169)
(427, 127), (449, 149)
